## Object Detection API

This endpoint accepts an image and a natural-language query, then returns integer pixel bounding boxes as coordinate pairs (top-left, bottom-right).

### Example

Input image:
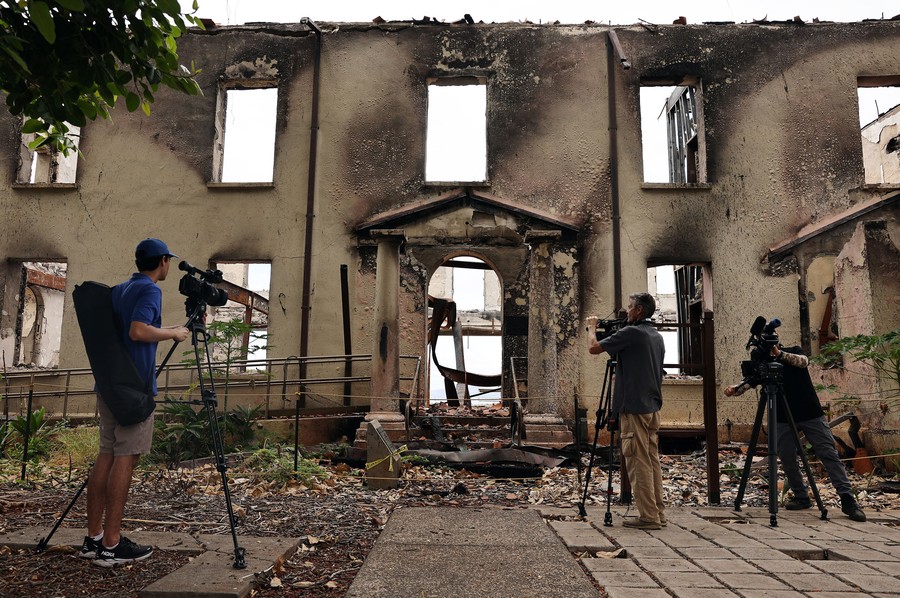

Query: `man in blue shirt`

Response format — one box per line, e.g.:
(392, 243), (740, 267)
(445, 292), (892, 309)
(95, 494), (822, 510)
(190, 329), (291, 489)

(81, 238), (189, 567)
(588, 292), (666, 529)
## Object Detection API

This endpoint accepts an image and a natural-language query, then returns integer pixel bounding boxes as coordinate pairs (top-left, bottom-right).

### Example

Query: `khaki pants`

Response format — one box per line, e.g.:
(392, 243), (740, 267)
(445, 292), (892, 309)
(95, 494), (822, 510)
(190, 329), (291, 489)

(620, 412), (665, 523)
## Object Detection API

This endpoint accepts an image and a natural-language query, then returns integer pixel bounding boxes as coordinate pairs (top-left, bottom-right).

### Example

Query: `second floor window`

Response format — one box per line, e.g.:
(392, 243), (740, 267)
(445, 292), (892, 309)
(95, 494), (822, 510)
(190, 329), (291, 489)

(425, 79), (487, 184)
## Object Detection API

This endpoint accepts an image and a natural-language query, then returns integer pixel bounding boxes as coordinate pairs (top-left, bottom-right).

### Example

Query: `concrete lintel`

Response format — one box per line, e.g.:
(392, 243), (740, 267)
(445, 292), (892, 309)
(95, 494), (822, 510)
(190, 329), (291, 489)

(524, 229), (562, 243)
(369, 229), (407, 241)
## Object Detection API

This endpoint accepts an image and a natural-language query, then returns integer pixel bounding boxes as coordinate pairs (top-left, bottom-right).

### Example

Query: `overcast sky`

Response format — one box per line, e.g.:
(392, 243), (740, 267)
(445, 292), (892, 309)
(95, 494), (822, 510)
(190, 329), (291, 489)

(185, 1), (897, 25)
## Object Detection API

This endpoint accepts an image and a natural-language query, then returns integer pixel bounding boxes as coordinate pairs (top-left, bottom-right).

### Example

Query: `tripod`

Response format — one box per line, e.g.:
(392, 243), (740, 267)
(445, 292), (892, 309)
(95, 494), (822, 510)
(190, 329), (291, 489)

(578, 359), (617, 526)
(733, 360), (827, 526)
(37, 299), (247, 569)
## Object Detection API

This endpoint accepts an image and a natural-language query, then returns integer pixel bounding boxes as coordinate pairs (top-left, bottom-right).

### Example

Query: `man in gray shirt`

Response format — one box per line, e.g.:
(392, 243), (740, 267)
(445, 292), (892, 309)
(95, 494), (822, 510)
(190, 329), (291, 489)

(588, 292), (666, 529)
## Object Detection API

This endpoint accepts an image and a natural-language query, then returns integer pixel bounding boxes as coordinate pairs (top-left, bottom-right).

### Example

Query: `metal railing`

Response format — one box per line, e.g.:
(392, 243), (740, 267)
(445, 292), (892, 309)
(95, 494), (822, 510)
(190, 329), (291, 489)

(1, 354), (422, 420)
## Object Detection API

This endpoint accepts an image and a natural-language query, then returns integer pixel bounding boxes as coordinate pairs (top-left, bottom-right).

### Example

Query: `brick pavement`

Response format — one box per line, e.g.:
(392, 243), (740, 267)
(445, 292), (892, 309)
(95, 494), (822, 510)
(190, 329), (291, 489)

(537, 504), (900, 597)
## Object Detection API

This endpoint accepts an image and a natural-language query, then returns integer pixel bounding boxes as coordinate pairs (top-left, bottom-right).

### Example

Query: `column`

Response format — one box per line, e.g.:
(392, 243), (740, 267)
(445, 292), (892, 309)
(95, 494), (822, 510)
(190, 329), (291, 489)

(367, 229), (406, 423)
(524, 230), (564, 424)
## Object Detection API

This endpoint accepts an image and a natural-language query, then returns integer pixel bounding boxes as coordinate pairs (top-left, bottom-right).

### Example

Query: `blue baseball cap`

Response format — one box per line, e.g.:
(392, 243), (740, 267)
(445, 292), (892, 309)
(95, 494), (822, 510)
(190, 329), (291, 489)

(135, 238), (178, 260)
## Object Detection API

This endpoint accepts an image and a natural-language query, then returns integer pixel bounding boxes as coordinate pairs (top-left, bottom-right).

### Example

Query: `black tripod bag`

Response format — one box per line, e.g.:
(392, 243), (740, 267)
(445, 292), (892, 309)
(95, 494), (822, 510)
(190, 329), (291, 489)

(73, 281), (155, 426)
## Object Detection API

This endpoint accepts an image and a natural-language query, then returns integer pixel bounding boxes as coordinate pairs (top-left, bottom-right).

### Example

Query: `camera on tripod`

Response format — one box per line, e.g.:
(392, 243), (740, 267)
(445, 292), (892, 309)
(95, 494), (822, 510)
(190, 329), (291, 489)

(738, 316), (782, 388)
(178, 260), (229, 311)
(594, 318), (626, 342)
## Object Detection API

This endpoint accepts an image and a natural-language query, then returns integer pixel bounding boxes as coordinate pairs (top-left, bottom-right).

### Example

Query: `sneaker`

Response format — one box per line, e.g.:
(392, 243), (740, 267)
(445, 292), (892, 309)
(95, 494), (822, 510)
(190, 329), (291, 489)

(840, 493), (866, 522)
(785, 496), (812, 510)
(659, 516), (668, 527)
(92, 536), (153, 568)
(78, 535), (102, 559)
(622, 518), (662, 530)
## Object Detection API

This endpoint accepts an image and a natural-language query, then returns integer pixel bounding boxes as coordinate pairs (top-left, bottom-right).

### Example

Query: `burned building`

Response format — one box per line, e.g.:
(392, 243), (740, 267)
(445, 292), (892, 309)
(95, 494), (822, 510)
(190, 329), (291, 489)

(0, 17), (897, 453)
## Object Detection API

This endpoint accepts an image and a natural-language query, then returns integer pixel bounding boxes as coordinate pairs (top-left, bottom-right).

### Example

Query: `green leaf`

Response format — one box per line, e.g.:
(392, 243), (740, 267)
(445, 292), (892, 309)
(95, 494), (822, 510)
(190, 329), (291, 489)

(1, 45), (31, 74)
(156, 0), (181, 16)
(125, 91), (140, 112)
(67, 108), (86, 127)
(140, 100), (151, 116)
(29, 1), (57, 44)
(22, 118), (45, 133)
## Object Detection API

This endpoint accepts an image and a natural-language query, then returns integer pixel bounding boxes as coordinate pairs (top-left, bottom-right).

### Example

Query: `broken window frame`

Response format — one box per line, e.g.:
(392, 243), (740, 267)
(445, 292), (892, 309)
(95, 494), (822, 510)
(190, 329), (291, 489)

(424, 76), (489, 185)
(672, 263), (711, 376)
(857, 75), (900, 187)
(208, 260), (271, 371)
(15, 120), (80, 186)
(210, 80), (279, 186)
(648, 262), (712, 377)
(2, 261), (68, 368)
(641, 77), (708, 185)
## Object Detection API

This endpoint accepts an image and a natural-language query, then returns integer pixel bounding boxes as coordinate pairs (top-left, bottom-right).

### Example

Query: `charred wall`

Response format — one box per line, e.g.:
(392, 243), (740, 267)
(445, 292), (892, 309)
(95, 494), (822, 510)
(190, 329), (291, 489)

(0, 19), (897, 430)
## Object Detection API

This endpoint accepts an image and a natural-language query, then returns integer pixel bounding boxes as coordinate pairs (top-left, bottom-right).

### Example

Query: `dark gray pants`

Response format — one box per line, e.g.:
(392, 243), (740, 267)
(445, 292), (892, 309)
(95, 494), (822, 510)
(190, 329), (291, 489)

(776, 415), (852, 497)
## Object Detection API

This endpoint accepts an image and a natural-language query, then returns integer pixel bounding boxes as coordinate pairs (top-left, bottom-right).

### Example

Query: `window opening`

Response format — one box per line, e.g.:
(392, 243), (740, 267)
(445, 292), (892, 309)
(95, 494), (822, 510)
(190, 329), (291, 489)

(209, 261), (271, 370)
(648, 265), (679, 375)
(427, 256), (501, 405)
(858, 77), (900, 185)
(641, 80), (706, 184)
(214, 86), (278, 183)
(425, 80), (487, 183)
(11, 261), (67, 367)
(649, 263), (711, 376)
(17, 123), (80, 184)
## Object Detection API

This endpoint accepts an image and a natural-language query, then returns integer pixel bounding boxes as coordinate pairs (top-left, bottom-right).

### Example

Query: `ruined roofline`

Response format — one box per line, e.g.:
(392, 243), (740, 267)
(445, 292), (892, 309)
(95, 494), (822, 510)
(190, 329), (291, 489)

(186, 16), (900, 36)
(766, 191), (900, 261)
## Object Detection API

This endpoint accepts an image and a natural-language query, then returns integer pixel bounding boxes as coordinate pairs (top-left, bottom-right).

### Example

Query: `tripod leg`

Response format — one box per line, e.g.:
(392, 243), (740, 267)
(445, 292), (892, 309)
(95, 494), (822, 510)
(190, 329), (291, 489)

(579, 359), (614, 517)
(574, 397), (583, 489)
(578, 420), (601, 517)
(203, 394), (247, 568)
(734, 395), (766, 511)
(35, 466), (92, 552)
(604, 429), (614, 527)
(194, 327), (247, 569)
(766, 383), (779, 527)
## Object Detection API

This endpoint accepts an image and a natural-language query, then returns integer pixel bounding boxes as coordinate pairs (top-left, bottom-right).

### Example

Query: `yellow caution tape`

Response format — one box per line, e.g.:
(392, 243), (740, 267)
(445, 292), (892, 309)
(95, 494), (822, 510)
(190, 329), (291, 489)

(365, 445), (408, 472)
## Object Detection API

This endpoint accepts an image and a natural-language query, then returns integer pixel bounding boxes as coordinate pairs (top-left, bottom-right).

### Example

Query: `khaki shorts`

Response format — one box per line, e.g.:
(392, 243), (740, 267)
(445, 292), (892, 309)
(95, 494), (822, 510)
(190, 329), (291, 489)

(98, 395), (155, 456)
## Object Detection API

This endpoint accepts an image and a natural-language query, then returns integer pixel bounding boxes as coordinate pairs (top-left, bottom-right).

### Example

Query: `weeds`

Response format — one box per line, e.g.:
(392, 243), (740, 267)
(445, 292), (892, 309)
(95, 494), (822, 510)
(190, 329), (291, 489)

(243, 445), (327, 487)
(1, 408), (65, 461)
(151, 400), (265, 467)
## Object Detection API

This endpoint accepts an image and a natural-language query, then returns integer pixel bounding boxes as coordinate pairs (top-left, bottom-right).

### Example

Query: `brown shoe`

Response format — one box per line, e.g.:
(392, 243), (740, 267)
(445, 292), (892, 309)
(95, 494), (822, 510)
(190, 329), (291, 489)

(623, 518), (661, 530)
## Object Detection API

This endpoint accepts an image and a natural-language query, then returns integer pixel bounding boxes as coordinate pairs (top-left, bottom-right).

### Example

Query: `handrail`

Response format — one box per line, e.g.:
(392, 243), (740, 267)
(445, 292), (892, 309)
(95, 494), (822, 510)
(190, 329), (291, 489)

(1, 354), (423, 419)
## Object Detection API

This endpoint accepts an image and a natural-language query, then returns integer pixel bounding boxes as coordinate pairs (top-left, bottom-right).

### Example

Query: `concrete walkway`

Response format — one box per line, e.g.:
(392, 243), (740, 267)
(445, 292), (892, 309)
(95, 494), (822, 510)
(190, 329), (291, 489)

(5, 504), (900, 597)
(350, 504), (900, 598)
(346, 506), (600, 598)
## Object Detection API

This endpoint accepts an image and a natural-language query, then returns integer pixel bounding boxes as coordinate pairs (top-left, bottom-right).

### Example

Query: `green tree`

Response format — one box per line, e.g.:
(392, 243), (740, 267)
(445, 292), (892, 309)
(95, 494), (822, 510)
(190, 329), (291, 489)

(0, 0), (203, 153)
(814, 329), (900, 408)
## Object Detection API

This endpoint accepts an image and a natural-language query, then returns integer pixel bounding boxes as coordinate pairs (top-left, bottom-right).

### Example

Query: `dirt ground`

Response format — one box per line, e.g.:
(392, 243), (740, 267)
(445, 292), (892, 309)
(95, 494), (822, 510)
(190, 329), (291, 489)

(1, 447), (898, 597)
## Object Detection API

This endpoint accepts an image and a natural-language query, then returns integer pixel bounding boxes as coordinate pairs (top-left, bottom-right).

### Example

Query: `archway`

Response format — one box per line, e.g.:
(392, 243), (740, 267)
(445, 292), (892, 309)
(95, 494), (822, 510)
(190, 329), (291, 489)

(426, 254), (502, 405)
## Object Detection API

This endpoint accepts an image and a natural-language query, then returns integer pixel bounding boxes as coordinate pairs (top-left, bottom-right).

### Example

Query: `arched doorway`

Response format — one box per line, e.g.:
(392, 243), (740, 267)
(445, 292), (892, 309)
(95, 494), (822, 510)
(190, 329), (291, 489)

(427, 254), (503, 405)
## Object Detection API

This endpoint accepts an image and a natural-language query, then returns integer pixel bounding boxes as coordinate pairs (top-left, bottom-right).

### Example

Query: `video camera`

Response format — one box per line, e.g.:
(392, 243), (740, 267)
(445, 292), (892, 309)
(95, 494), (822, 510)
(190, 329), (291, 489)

(178, 261), (229, 314)
(594, 318), (626, 342)
(738, 316), (781, 387)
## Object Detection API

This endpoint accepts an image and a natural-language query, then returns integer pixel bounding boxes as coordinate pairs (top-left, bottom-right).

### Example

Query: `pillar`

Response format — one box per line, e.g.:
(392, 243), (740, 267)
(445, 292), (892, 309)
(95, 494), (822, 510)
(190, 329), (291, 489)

(367, 229), (406, 424)
(524, 230), (564, 425)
